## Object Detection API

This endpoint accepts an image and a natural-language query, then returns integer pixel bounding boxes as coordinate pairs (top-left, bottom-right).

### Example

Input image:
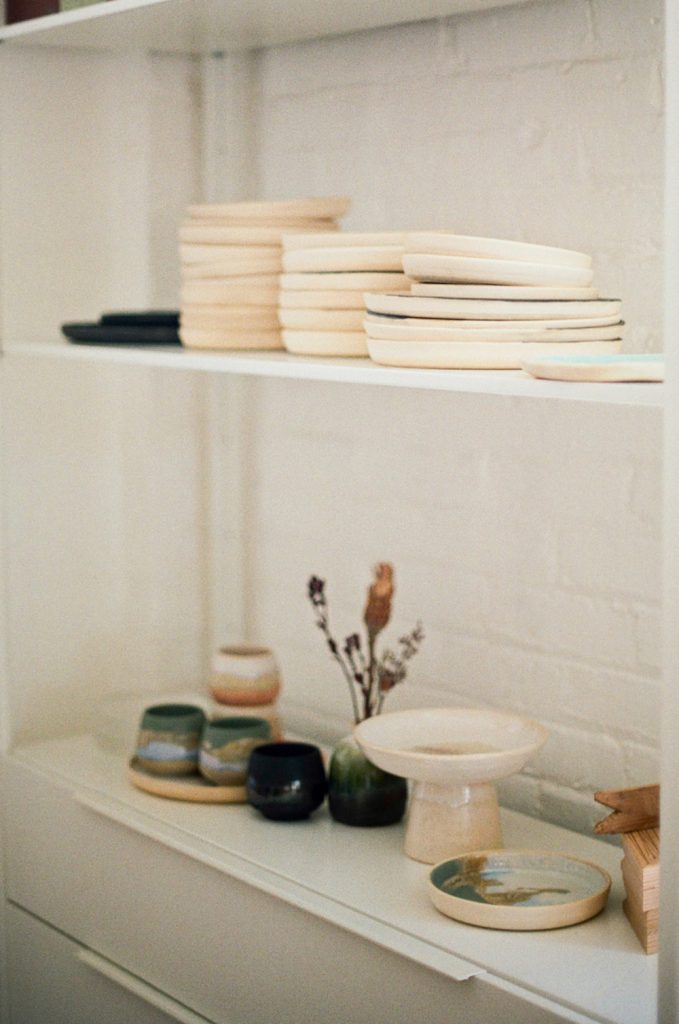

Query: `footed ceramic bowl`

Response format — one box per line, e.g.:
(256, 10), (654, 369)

(354, 708), (548, 863)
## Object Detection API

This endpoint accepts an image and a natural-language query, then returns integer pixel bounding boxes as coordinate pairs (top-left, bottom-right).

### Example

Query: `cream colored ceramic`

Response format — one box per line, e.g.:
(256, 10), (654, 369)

(403, 254), (595, 288)
(128, 758), (247, 803)
(406, 233), (592, 269)
(181, 278), (281, 307)
(179, 222), (337, 245)
(181, 253), (283, 278)
(283, 246), (404, 274)
(180, 244), (281, 265)
(364, 292), (622, 322)
(353, 708), (548, 864)
(179, 326), (283, 350)
(282, 231), (406, 250)
(521, 353), (664, 382)
(210, 645), (281, 706)
(187, 197), (350, 221)
(364, 315), (624, 343)
(366, 338), (622, 370)
(282, 329), (369, 357)
(412, 282), (599, 300)
(278, 289), (365, 310)
(180, 306), (280, 331)
(281, 271), (409, 291)
(208, 699), (283, 740)
(278, 308), (366, 331)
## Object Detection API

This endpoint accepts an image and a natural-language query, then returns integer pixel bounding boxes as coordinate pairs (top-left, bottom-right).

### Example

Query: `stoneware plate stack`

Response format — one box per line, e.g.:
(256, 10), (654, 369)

(280, 231), (409, 356)
(179, 197), (349, 350)
(364, 232), (624, 370)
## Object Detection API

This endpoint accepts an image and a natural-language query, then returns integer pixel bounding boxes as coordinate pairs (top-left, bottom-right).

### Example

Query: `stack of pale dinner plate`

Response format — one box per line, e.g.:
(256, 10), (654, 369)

(363, 232), (624, 369)
(178, 197), (349, 350)
(279, 232), (409, 356)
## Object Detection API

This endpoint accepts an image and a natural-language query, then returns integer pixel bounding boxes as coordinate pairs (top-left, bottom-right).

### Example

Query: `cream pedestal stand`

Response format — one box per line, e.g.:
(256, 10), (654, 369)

(354, 708), (549, 864)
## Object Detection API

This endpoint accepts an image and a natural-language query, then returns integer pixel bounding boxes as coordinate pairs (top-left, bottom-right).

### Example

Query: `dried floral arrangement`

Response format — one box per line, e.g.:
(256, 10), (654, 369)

(307, 563), (424, 723)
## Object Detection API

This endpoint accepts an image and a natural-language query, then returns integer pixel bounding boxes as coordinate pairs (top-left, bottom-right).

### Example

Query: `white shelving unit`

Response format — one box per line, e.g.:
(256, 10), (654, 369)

(0, 1), (676, 1022)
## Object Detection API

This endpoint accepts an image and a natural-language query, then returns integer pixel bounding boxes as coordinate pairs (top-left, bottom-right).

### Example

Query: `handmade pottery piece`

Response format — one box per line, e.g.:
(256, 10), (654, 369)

(429, 850), (611, 930)
(328, 734), (407, 827)
(278, 289), (366, 310)
(283, 246), (404, 274)
(282, 231), (406, 251)
(180, 306), (280, 331)
(366, 338), (621, 370)
(353, 708), (548, 863)
(181, 253), (283, 279)
(180, 243), (281, 265)
(179, 222), (337, 245)
(210, 645), (282, 706)
(199, 716), (271, 785)
(403, 254), (595, 288)
(187, 196), (350, 221)
(364, 292), (622, 322)
(181, 276), (281, 307)
(246, 741), (327, 821)
(278, 308), (366, 331)
(282, 329), (368, 357)
(412, 282), (599, 300)
(207, 699), (283, 740)
(520, 353), (664, 383)
(363, 315), (624, 344)
(128, 758), (247, 803)
(280, 271), (409, 292)
(406, 232), (592, 268)
(134, 703), (205, 776)
(179, 327), (283, 350)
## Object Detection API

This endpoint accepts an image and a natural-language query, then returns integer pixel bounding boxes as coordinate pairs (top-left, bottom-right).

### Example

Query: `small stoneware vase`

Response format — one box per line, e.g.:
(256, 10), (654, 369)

(199, 716), (271, 786)
(210, 645), (281, 706)
(135, 703), (205, 776)
(328, 733), (408, 827)
(246, 741), (327, 821)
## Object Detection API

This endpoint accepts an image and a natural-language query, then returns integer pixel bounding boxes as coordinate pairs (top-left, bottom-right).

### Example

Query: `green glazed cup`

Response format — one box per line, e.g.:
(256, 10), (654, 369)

(199, 716), (272, 785)
(135, 703), (206, 776)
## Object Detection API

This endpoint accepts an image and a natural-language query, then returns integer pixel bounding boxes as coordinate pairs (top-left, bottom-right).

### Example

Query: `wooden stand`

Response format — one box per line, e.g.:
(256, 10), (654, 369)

(621, 828), (659, 954)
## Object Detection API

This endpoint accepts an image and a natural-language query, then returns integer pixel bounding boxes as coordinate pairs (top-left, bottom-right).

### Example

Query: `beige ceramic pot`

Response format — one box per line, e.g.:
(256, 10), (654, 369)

(210, 645), (281, 707)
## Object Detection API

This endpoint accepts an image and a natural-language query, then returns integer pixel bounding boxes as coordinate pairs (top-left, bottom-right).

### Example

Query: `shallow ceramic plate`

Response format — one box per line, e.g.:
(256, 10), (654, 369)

(180, 305), (280, 330)
(279, 289), (366, 310)
(403, 254), (595, 288)
(180, 244), (281, 264)
(367, 338), (621, 369)
(181, 253), (283, 278)
(365, 312), (622, 331)
(278, 308), (365, 331)
(364, 315), (624, 344)
(179, 222), (336, 245)
(180, 276), (281, 307)
(364, 292), (622, 322)
(179, 326), (282, 350)
(412, 282), (599, 300)
(282, 329), (368, 357)
(187, 196), (350, 221)
(429, 850), (611, 930)
(407, 233), (592, 269)
(521, 352), (664, 382)
(281, 271), (409, 291)
(282, 231), (406, 250)
(283, 246), (404, 273)
(128, 758), (247, 803)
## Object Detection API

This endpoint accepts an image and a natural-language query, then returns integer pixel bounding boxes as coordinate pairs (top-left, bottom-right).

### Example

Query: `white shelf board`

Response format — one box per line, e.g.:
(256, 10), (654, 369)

(9, 734), (657, 1024)
(3, 340), (664, 406)
(0, 0), (529, 53)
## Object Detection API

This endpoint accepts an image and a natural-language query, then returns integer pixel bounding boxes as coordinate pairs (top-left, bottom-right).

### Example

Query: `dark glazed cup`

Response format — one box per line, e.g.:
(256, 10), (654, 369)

(246, 742), (327, 821)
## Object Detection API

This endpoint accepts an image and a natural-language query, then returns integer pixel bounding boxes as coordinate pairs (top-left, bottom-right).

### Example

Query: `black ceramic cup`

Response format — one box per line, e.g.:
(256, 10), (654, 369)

(246, 741), (327, 821)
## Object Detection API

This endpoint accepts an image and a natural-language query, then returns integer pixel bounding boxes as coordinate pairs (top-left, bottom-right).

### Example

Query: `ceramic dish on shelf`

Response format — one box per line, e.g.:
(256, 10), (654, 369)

(128, 757), (247, 803)
(179, 326), (282, 350)
(181, 253), (283, 278)
(364, 292), (622, 322)
(181, 277), (281, 307)
(402, 254), (595, 288)
(181, 306), (280, 331)
(364, 316), (624, 344)
(278, 308), (366, 331)
(282, 329), (368, 356)
(281, 271), (409, 291)
(187, 196), (350, 221)
(279, 289), (366, 309)
(521, 353), (665, 383)
(366, 338), (622, 370)
(365, 313), (622, 331)
(282, 231), (406, 250)
(429, 850), (611, 930)
(412, 282), (599, 300)
(283, 246), (404, 274)
(406, 232), (592, 268)
(179, 222), (337, 245)
(180, 243), (281, 264)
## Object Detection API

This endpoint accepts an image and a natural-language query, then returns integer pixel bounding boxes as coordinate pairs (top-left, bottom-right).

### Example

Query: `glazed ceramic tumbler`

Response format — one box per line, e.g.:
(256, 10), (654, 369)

(210, 645), (281, 706)
(247, 742), (327, 821)
(135, 703), (205, 776)
(199, 716), (272, 786)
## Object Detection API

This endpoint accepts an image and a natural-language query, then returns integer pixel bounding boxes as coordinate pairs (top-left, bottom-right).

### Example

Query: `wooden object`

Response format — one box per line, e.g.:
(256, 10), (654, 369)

(128, 758), (247, 803)
(594, 785), (660, 835)
(620, 828), (659, 954)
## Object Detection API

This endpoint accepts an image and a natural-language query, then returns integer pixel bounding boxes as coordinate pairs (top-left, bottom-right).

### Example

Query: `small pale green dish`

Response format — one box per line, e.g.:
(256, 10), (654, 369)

(429, 849), (611, 931)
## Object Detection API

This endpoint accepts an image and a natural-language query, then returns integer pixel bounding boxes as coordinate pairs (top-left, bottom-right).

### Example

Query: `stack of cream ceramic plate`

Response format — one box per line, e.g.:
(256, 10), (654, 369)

(364, 232), (624, 369)
(179, 197), (349, 350)
(279, 232), (409, 356)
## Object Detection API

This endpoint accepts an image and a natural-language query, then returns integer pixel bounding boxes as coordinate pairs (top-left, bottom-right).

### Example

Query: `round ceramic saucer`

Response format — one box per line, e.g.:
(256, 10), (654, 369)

(181, 277), (280, 307)
(367, 338), (621, 370)
(364, 315), (624, 344)
(128, 758), (247, 803)
(279, 308), (365, 331)
(187, 197), (350, 221)
(278, 289), (365, 310)
(521, 352), (664, 382)
(182, 255), (283, 279)
(407, 233), (592, 269)
(281, 271), (409, 291)
(181, 306), (280, 331)
(282, 231), (407, 251)
(364, 310), (621, 331)
(180, 326), (283, 350)
(283, 246), (404, 274)
(282, 329), (368, 357)
(180, 244), (281, 264)
(412, 282), (599, 300)
(403, 254), (595, 288)
(429, 850), (610, 931)
(364, 292), (622, 322)
(180, 222), (337, 245)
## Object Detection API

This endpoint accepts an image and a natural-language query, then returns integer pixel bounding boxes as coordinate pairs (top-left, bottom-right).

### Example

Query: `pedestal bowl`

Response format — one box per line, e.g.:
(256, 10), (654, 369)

(354, 708), (548, 863)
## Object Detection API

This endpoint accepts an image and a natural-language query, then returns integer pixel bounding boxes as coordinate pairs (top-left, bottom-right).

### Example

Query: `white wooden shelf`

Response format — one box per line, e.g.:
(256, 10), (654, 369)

(0, 0), (528, 53)
(3, 340), (663, 407)
(7, 734), (658, 1024)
